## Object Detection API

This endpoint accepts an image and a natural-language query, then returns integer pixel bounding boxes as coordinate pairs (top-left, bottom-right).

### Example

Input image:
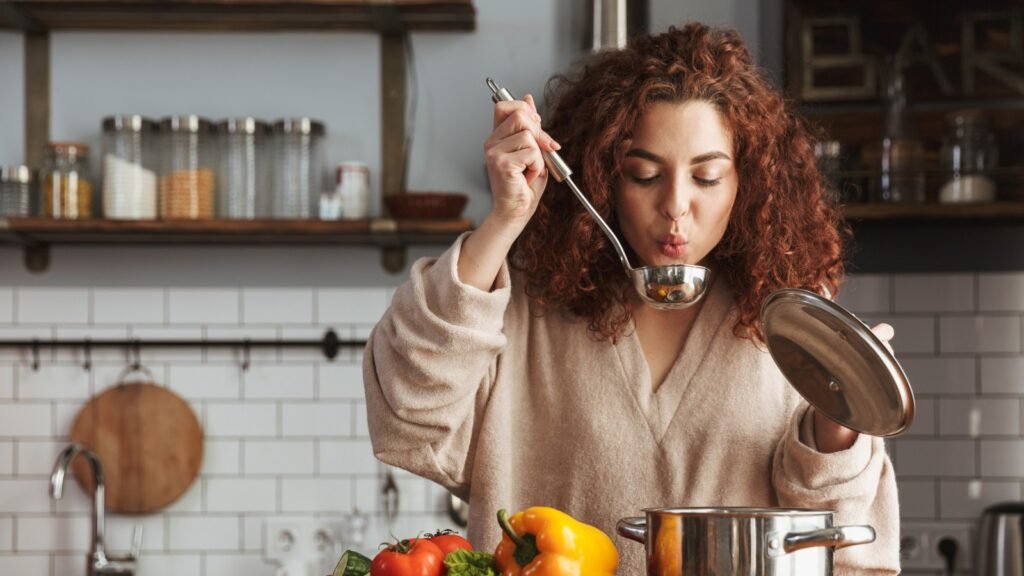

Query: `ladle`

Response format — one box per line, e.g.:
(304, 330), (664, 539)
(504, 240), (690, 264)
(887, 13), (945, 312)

(486, 78), (710, 310)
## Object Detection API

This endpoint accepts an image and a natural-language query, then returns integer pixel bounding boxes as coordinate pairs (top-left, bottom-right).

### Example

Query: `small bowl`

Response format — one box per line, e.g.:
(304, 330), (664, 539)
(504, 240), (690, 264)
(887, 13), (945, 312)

(384, 192), (468, 219)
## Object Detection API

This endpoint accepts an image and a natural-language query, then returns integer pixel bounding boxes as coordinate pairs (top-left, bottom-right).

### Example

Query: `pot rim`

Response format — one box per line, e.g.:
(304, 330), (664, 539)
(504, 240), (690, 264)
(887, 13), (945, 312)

(641, 507), (834, 518)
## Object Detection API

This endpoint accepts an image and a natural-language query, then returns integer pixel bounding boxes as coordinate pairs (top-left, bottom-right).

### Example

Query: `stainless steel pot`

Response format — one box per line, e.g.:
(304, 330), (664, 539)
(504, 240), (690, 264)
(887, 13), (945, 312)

(617, 507), (875, 576)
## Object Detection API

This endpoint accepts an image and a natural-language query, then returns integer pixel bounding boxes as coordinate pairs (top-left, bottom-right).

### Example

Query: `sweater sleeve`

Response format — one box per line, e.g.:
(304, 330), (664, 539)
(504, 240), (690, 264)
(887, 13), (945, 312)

(363, 233), (512, 496)
(773, 405), (901, 575)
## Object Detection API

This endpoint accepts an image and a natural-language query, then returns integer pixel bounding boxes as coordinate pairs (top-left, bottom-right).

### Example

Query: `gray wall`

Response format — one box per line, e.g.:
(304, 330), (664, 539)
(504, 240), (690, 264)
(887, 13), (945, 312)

(0, 32), (23, 163)
(0, 0), (780, 286)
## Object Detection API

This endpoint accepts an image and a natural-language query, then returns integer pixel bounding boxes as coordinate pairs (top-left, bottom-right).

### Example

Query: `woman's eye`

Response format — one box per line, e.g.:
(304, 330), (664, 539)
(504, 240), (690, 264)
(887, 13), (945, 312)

(629, 174), (659, 185)
(694, 176), (722, 187)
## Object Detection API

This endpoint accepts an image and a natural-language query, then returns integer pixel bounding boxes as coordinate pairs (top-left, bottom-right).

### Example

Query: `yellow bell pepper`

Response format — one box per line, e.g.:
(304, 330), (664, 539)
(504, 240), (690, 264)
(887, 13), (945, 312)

(493, 507), (618, 576)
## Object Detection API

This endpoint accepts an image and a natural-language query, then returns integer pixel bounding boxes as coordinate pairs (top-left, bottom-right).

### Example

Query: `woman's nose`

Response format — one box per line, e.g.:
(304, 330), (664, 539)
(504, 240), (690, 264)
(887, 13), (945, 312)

(661, 178), (691, 221)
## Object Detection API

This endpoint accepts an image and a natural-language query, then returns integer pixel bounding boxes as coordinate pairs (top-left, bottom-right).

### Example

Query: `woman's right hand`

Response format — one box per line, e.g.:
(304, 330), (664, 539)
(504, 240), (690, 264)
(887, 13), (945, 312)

(483, 93), (561, 239)
(458, 94), (560, 291)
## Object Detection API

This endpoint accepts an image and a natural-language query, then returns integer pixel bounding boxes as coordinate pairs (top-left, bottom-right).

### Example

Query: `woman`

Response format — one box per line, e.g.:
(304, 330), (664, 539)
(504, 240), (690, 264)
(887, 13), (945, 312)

(364, 23), (899, 574)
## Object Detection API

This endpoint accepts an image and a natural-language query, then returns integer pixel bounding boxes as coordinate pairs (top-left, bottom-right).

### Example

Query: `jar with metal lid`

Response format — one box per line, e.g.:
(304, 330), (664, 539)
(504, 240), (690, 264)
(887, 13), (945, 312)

(272, 118), (325, 219)
(158, 115), (216, 220)
(102, 115), (158, 220)
(0, 165), (34, 217)
(41, 142), (93, 219)
(939, 110), (998, 203)
(217, 118), (271, 219)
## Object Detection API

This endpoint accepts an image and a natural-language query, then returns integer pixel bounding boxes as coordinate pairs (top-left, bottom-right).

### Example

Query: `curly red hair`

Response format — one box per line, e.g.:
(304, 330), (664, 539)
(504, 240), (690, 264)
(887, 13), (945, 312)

(509, 23), (848, 342)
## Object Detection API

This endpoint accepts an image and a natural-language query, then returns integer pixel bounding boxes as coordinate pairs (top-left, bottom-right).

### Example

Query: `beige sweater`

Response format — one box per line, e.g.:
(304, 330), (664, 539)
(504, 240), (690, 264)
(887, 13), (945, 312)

(364, 234), (900, 575)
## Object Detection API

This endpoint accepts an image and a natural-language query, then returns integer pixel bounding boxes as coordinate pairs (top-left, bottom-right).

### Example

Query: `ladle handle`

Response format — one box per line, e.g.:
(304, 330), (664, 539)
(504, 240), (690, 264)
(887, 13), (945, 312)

(486, 77), (572, 184)
(485, 77), (635, 274)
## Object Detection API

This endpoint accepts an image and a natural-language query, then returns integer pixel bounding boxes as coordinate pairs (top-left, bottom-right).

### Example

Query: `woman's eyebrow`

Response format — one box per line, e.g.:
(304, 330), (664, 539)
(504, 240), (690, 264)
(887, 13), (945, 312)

(624, 148), (664, 163)
(690, 151), (732, 164)
(624, 148), (732, 165)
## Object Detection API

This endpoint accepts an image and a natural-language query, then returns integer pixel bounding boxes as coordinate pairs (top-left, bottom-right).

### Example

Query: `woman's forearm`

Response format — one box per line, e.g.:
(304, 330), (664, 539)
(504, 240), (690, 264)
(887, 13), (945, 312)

(457, 215), (521, 291)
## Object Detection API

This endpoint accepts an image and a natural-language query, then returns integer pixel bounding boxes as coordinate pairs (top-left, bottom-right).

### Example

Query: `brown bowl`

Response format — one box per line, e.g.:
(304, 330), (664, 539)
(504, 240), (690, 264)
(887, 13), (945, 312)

(385, 192), (468, 219)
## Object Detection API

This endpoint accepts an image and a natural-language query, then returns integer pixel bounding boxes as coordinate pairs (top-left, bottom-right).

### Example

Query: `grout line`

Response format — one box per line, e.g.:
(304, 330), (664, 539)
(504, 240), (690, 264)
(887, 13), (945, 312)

(976, 437), (982, 479)
(313, 287), (319, 327)
(888, 273), (895, 315)
(277, 477), (283, 515)
(974, 273), (981, 313)
(975, 354), (982, 396)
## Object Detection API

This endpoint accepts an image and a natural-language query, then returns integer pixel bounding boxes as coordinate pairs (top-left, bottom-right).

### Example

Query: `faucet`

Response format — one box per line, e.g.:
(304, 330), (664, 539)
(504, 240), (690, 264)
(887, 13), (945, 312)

(50, 443), (142, 576)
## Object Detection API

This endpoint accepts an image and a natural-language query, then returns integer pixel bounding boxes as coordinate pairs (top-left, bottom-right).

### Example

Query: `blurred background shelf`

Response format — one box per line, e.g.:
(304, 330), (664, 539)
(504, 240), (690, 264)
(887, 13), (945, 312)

(842, 202), (1024, 221)
(0, 0), (476, 32)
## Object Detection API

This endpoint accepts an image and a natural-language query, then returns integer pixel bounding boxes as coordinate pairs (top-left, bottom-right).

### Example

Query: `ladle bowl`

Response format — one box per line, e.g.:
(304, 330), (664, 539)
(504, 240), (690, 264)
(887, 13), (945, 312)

(634, 264), (710, 310)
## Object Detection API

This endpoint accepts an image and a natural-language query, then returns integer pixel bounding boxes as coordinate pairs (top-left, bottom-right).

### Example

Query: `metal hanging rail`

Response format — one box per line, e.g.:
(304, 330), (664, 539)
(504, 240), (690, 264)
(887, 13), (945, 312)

(0, 329), (365, 370)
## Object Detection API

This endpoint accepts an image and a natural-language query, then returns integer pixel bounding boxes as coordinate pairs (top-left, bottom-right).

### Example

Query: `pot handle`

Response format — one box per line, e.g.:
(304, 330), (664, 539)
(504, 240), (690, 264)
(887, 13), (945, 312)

(616, 517), (647, 543)
(774, 525), (876, 555)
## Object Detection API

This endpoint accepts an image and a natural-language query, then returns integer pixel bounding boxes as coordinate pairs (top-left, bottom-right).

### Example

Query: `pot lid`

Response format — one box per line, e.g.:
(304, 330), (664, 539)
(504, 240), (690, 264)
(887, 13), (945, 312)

(760, 288), (914, 437)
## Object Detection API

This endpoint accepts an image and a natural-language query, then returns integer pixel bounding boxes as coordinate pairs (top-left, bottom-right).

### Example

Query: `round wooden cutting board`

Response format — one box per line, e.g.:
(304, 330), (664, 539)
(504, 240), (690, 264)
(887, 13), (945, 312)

(70, 382), (204, 514)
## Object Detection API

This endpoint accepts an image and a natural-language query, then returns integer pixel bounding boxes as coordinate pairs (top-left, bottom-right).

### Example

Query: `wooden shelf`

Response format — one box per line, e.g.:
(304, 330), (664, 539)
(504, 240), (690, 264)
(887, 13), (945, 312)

(0, 0), (475, 32)
(842, 202), (1024, 221)
(0, 216), (472, 244)
(0, 217), (472, 272)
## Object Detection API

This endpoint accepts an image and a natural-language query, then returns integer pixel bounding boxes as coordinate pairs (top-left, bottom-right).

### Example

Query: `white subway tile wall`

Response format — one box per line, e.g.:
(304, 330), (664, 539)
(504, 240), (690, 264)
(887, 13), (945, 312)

(0, 285), (459, 576)
(1, 275), (1021, 574)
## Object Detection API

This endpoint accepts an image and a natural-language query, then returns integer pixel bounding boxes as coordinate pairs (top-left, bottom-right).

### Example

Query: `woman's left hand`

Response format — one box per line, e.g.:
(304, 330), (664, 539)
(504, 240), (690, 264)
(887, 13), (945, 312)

(812, 322), (895, 453)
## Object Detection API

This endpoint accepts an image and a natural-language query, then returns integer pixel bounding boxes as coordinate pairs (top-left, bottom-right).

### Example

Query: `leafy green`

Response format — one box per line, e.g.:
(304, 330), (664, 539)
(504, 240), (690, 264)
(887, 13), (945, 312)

(443, 549), (499, 576)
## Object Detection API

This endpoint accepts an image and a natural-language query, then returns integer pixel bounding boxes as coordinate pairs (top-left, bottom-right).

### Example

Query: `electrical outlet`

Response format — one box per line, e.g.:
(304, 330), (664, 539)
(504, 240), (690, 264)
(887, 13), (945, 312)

(899, 522), (973, 572)
(265, 520), (304, 561)
(265, 520), (340, 564)
(900, 523), (931, 568)
(930, 525), (972, 572)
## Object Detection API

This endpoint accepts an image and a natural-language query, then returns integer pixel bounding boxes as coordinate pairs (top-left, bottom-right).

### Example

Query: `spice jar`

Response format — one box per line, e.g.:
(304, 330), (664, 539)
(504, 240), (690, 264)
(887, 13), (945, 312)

(0, 165), (34, 217)
(272, 118), (325, 219)
(939, 110), (998, 203)
(337, 161), (370, 219)
(158, 115), (216, 220)
(102, 115), (158, 220)
(41, 142), (93, 219)
(217, 118), (271, 219)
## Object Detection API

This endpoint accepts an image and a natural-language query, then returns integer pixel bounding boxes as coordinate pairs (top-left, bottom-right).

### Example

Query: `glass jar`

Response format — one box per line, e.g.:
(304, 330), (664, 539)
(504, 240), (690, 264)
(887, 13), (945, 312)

(272, 118), (325, 219)
(337, 161), (370, 219)
(814, 140), (864, 204)
(0, 165), (34, 217)
(158, 115), (216, 220)
(217, 118), (271, 219)
(102, 115), (158, 220)
(41, 142), (93, 219)
(872, 57), (925, 203)
(939, 110), (998, 203)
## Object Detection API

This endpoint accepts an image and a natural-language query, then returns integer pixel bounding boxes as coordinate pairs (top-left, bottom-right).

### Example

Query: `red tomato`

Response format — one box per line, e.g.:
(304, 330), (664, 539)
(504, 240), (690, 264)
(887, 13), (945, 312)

(371, 538), (444, 576)
(426, 530), (473, 556)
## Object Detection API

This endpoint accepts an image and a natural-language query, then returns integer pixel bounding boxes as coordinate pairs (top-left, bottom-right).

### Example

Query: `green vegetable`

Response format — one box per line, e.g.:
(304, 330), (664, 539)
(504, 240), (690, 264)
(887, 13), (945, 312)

(443, 549), (498, 576)
(332, 549), (372, 576)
